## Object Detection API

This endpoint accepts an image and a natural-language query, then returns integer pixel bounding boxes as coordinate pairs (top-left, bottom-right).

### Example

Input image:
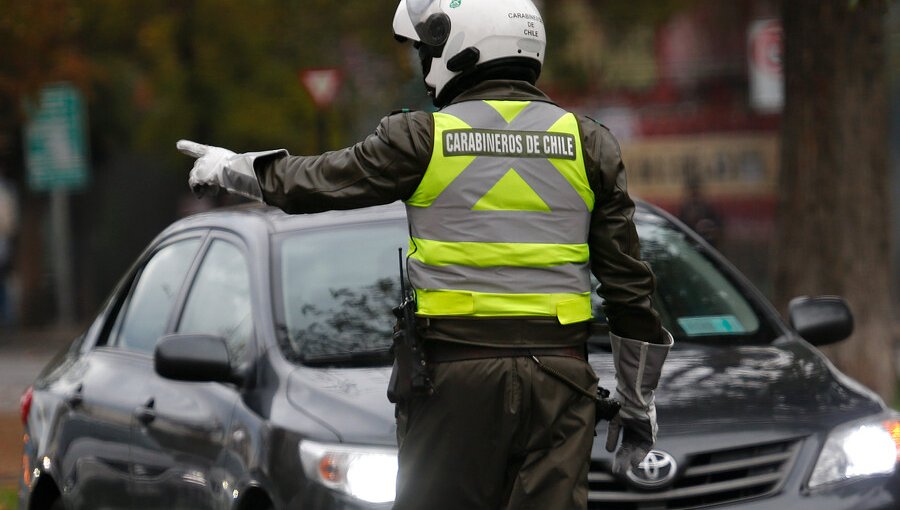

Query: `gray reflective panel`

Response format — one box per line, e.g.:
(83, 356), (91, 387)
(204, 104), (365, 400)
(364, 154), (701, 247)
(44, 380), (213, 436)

(447, 100), (563, 133)
(407, 259), (591, 295)
(407, 206), (589, 244)
(429, 155), (587, 212)
(445, 100), (508, 127)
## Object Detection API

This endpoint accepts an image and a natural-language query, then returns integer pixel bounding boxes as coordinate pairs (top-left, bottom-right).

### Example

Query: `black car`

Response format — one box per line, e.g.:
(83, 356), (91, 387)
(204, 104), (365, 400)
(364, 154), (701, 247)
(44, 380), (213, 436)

(18, 202), (900, 510)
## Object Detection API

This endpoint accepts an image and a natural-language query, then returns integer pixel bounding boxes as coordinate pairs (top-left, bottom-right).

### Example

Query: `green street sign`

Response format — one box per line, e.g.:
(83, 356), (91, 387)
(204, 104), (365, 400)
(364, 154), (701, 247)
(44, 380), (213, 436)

(24, 83), (90, 191)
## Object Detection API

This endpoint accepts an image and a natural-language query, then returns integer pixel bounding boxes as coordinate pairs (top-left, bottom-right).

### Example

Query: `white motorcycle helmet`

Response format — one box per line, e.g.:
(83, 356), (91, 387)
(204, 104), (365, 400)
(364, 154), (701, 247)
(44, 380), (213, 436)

(393, 0), (546, 106)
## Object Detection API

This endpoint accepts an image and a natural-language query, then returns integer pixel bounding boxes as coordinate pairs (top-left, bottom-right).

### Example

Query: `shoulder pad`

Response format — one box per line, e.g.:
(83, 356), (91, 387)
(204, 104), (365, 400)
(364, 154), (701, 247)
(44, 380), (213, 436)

(582, 115), (622, 157)
(585, 116), (612, 132)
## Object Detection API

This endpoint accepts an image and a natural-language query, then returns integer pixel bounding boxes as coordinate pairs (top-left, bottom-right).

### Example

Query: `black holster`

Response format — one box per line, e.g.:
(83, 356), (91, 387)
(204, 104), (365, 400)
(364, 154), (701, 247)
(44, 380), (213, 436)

(387, 298), (432, 404)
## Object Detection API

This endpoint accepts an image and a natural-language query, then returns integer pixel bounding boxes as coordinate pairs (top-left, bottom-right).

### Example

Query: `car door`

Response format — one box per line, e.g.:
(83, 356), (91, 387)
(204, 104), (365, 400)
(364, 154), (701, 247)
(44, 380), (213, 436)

(56, 234), (204, 510)
(130, 234), (254, 510)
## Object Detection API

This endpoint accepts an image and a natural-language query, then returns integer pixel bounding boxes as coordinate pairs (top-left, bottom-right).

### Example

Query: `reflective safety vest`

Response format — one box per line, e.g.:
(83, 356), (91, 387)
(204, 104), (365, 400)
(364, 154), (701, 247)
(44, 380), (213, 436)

(405, 99), (595, 325)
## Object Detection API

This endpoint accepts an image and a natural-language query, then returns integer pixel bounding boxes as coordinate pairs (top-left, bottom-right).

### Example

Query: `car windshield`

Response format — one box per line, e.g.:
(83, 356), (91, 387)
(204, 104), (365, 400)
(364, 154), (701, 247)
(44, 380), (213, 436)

(275, 215), (768, 365)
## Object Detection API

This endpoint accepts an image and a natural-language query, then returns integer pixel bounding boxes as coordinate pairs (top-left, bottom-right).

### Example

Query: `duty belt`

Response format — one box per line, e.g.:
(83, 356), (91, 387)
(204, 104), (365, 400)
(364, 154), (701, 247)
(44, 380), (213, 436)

(426, 340), (586, 364)
(421, 317), (592, 346)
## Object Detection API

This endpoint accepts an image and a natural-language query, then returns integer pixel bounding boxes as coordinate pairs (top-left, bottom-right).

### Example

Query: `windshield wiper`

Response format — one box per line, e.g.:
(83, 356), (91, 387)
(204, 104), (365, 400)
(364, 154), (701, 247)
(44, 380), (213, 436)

(300, 347), (393, 367)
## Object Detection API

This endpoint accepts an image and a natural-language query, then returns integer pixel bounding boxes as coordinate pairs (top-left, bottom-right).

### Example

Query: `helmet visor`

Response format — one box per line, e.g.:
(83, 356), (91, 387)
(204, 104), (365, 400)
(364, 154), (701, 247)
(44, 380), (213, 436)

(404, 0), (451, 47)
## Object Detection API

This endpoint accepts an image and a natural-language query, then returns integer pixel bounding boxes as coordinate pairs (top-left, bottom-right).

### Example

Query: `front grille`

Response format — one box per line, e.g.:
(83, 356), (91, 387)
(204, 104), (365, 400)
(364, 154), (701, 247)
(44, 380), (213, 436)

(588, 438), (801, 509)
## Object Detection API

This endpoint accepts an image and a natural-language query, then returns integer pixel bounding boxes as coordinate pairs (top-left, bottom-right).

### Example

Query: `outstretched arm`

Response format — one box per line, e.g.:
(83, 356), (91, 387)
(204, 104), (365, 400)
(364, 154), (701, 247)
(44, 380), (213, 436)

(178, 111), (433, 213)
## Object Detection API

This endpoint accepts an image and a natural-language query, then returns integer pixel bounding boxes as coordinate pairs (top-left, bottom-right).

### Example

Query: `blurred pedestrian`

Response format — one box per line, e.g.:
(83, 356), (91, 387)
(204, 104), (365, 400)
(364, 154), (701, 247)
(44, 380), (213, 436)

(678, 173), (722, 246)
(178, 1), (671, 508)
(0, 167), (18, 328)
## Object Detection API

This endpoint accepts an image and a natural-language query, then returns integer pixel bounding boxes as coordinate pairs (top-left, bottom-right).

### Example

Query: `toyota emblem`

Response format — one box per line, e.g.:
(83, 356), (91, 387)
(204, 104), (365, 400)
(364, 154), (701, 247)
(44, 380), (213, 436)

(625, 450), (678, 489)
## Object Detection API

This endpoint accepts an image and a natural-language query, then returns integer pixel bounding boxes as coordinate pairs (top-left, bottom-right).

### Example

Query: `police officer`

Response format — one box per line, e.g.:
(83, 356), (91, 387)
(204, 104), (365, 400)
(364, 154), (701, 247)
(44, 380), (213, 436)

(178, 1), (671, 508)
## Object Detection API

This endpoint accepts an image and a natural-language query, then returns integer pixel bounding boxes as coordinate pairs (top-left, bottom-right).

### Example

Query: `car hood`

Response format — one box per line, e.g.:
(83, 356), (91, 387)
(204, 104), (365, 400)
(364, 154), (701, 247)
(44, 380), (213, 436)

(286, 337), (884, 445)
(286, 365), (397, 445)
(590, 337), (885, 437)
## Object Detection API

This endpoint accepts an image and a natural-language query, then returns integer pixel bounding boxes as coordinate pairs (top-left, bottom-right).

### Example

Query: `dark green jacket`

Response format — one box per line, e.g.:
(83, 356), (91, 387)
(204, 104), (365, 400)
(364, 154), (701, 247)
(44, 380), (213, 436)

(254, 80), (662, 345)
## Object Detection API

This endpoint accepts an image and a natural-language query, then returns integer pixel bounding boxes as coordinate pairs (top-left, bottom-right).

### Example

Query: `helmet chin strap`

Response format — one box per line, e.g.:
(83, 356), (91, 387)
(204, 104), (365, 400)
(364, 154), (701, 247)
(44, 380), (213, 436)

(417, 42), (441, 102)
(424, 81), (437, 100)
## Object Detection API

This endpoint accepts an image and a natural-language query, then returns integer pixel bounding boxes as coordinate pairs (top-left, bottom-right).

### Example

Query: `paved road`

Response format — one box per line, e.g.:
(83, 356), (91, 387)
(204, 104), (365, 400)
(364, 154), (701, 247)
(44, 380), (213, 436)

(0, 326), (81, 486)
(0, 327), (81, 413)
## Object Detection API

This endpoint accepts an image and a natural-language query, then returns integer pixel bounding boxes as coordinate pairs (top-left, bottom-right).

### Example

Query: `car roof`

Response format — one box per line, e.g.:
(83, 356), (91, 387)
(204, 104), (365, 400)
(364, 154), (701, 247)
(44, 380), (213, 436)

(164, 200), (670, 240)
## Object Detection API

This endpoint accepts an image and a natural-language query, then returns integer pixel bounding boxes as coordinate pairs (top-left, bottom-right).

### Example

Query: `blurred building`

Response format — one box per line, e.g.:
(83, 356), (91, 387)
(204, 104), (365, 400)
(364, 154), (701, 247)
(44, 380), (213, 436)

(551, 0), (784, 294)
(548, 0), (900, 306)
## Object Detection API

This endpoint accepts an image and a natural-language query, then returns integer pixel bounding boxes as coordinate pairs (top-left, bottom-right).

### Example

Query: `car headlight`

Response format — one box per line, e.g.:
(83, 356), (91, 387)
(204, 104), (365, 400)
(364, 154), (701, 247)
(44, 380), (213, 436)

(299, 440), (398, 504)
(808, 412), (900, 489)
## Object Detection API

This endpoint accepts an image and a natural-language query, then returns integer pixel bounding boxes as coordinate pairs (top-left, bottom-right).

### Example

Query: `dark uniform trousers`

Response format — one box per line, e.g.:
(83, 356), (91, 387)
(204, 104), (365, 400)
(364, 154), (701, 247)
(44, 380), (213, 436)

(394, 354), (598, 510)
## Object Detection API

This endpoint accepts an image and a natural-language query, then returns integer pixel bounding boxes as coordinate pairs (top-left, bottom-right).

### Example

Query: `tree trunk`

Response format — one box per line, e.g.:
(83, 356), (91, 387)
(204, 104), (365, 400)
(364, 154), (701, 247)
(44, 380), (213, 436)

(776, 0), (895, 402)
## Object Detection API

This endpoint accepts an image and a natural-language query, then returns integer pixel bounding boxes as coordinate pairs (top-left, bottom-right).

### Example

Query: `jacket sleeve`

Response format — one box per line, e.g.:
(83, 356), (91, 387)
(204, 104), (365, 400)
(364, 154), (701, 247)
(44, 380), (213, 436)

(580, 116), (663, 343)
(253, 111), (434, 214)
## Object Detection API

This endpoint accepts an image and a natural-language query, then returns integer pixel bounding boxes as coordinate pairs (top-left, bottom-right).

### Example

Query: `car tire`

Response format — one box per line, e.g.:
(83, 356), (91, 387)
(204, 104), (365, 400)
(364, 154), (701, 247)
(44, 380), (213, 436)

(49, 498), (65, 510)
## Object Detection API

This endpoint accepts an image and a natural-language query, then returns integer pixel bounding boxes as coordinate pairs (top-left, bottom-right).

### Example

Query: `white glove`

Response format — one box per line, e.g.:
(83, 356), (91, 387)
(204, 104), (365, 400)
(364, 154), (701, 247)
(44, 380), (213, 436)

(177, 140), (287, 201)
(177, 140), (237, 198)
(604, 329), (673, 474)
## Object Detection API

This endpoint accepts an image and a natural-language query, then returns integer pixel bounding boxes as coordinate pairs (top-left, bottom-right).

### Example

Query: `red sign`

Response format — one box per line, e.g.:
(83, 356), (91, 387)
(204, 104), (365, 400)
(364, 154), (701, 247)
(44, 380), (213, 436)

(300, 68), (343, 109)
(748, 19), (784, 112)
(750, 20), (783, 75)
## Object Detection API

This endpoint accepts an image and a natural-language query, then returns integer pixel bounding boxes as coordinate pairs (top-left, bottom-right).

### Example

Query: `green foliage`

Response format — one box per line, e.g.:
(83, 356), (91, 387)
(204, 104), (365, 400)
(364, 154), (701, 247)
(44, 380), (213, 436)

(0, 0), (424, 315)
(0, 486), (15, 510)
(0, 0), (415, 167)
(895, 378), (900, 409)
(541, 0), (699, 93)
(0, 0), (707, 161)
(0, 0), (90, 135)
(592, 0), (702, 28)
(891, 3), (900, 85)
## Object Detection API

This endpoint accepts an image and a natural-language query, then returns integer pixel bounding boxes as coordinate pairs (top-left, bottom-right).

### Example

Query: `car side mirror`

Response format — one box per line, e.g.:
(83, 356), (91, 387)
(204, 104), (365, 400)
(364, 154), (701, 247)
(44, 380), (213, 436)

(788, 296), (854, 346)
(154, 334), (237, 384)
